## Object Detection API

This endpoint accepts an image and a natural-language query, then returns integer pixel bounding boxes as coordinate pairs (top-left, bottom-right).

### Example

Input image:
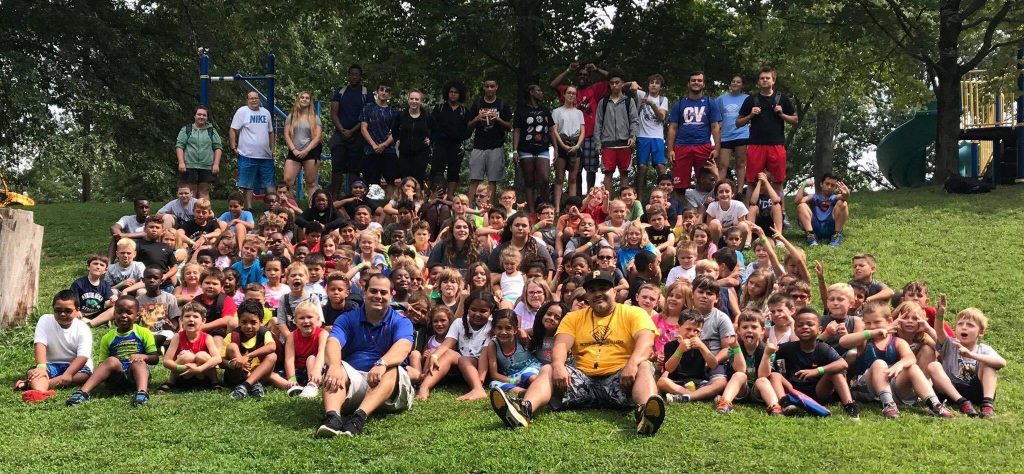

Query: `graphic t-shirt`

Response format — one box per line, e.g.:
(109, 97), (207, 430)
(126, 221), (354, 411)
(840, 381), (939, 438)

(938, 339), (999, 385)
(359, 101), (399, 154)
(557, 303), (656, 377)
(635, 90), (668, 139)
(468, 97), (512, 150)
(230, 106), (273, 159)
(180, 219), (220, 244)
(811, 194), (838, 222)
(137, 290), (181, 331)
(705, 200), (748, 229)
(716, 92), (750, 142)
(557, 81), (609, 138)
(514, 103), (553, 155)
(738, 92), (796, 145)
(668, 96), (721, 146)
(105, 261), (146, 288)
(70, 277), (112, 316)
(100, 324), (158, 361)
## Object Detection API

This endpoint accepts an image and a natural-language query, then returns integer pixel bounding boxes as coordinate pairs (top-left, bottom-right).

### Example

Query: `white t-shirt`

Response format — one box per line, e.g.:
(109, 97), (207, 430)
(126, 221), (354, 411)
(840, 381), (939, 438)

(500, 271), (525, 302)
(665, 265), (696, 287)
(635, 90), (668, 139)
(445, 317), (493, 358)
(552, 106), (584, 140)
(706, 200), (748, 229)
(115, 215), (147, 234)
(230, 106), (273, 159)
(34, 314), (94, 370)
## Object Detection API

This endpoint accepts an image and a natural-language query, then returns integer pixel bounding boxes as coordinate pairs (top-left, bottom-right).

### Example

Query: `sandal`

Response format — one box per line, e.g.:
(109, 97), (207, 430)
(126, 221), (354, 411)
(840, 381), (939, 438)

(13, 379), (28, 391)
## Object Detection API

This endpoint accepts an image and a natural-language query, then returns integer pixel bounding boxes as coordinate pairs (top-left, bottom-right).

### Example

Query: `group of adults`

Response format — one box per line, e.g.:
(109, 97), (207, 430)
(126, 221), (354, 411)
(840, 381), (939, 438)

(173, 63), (798, 211)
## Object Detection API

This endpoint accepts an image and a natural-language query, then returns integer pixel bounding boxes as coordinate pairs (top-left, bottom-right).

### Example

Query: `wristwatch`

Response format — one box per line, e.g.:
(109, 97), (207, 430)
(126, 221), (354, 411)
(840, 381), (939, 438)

(373, 359), (387, 368)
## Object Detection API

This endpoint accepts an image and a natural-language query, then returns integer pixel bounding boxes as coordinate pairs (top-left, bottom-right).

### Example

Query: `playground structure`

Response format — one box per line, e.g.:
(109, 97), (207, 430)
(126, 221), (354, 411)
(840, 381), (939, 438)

(877, 48), (1024, 187)
(198, 49), (320, 199)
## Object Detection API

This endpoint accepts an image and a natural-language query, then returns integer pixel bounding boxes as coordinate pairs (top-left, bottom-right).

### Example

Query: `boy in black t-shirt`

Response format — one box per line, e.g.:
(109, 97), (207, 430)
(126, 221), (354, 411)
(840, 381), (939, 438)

(719, 310), (782, 414)
(767, 307), (859, 418)
(134, 216), (179, 290)
(658, 310), (732, 403)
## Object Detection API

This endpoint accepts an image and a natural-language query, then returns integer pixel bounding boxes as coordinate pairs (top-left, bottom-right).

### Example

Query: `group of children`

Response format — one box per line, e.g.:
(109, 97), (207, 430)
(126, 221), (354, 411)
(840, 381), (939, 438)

(17, 173), (1004, 422)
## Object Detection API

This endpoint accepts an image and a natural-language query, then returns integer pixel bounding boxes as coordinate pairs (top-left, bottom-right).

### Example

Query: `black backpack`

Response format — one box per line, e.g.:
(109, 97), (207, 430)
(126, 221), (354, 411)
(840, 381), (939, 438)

(184, 125), (216, 151)
(944, 175), (994, 194)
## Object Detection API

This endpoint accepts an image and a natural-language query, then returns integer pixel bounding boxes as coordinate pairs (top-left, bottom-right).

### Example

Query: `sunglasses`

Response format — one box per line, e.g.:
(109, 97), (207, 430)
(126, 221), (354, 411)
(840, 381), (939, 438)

(379, 86), (391, 93)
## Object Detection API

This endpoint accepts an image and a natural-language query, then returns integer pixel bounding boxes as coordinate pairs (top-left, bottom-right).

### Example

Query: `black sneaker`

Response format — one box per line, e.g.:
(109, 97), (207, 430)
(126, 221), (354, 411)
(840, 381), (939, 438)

(66, 390), (90, 407)
(490, 388), (528, 428)
(132, 390), (150, 407)
(315, 412), (344, 438)
(636, 395), (666, 436)
(843, 402), (861, 420)
(230, 384), (248, 400)
(249, 382), (265, 399)
(340, 412), (366, 436)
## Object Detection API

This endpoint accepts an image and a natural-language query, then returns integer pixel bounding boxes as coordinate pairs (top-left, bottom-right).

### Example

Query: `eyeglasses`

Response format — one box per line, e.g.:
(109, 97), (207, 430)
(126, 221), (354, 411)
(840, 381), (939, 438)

(53, 308), (75, 315)
(596, 255), (614, 260)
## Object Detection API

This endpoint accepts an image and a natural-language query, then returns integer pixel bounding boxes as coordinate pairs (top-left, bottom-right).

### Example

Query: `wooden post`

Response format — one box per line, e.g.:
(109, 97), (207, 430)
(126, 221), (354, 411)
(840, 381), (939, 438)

(0, 208), (44, 329)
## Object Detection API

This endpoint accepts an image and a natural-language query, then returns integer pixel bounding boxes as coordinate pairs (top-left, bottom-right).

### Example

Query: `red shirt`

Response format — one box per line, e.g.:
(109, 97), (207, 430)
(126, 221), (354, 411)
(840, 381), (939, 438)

(558, 81), (609, 138)
(293, 326), (323, 370)
(174, 331), (210, 358)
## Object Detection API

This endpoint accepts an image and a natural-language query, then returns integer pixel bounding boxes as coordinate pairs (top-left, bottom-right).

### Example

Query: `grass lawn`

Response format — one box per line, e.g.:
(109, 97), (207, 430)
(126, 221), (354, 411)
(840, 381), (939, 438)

(2, 186), (1022, 472)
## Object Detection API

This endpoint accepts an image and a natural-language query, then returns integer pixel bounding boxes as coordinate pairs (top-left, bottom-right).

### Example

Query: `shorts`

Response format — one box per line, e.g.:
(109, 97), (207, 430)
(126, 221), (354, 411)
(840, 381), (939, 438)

(340, 361), (414, 415)
(237, 156), (276, 191)
(179, 168), (216, 184)
(276, 365), (328, 386)
(551, 363), (654, 411)
(363, 153), (400, 186)
(811, 215), (836, 240)
(287, 143), (323, 162)
(330, 135), (365, 175)
(469, 148), (505, 182)
(600, 147), (632, 174)
(431, 141), (465, 183)
(45, 363), (92, 378)
(745, 144), (786, 184)
(671, 144), (713, 190)
(396, 149), (430, 182)
(734, 380), (766, 403)
(581, 136), (599, 173)
(938, 378), (985, 404)
(108, 360), (149, 389)
(636, 137), (666, 166)
(850, 373), (918, 405)
(720, 139), (748, 150)
(488, 364), (542, 391)
(518, 151), (551, 161)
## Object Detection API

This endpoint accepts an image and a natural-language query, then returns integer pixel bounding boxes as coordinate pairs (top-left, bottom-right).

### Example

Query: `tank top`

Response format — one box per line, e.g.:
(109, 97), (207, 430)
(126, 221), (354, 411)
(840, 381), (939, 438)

(493, 337), (538, 376)
(174, 331), (209, 358)
(853, 335), (899, 376)
(425, 335), (443, 352)
(293, 326), (322, 370)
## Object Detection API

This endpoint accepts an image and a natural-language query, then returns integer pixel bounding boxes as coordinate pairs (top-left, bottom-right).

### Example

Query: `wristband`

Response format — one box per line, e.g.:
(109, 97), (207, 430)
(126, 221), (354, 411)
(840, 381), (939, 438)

(673, 350), (683, 358)
(863, 330), (871, 340)
(176, 364), (185, 373)
(288, 376), (297, 383)
(817, 367), (825, 376)
(430, 354), (439, 361)
(36, 363), (47, 369)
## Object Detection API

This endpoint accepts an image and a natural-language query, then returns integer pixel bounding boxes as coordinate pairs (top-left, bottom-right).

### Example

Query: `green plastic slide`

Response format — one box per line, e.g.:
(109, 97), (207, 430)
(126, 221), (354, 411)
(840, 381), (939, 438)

(876, 106), (936, 188)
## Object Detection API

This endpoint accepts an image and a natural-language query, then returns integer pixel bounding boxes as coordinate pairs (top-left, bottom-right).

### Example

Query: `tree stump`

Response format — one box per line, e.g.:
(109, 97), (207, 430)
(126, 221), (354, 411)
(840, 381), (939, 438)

(0, 208), (44, 329)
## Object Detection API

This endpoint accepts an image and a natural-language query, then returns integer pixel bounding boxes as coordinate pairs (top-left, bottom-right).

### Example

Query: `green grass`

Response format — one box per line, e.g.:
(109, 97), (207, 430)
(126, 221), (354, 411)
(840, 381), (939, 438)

(2, 187), (1023, 472)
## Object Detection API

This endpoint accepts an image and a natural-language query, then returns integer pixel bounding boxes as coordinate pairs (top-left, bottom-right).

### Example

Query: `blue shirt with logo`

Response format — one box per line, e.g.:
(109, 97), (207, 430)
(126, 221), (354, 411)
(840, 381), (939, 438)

(668, 96), (721, 146)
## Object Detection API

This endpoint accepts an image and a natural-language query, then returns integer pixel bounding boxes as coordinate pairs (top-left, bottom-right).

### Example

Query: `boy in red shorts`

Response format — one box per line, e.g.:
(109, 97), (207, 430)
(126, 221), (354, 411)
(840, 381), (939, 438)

(593, 69), (639, 191)
(736, 66), (798, 202)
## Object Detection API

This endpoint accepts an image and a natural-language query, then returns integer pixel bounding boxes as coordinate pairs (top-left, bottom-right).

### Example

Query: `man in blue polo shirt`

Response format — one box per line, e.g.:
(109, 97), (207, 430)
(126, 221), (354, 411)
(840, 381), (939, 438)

(316, 273), (414, 437)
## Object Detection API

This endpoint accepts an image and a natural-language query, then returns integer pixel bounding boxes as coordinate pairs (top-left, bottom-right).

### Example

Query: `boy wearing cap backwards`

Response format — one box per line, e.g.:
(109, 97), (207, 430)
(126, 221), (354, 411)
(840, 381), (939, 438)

(489, 270), (666, 436)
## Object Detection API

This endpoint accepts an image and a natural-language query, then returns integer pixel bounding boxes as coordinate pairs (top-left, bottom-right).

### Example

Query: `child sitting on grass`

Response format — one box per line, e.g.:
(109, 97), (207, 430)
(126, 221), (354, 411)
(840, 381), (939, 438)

(70, 253), (115, 319)
(161, 302), (221, 390)
(174, 262), (204, 303)
(766, 307), (860, 418)
(17, 291), (93, 403)
(67, 295), (159, 408)
(838, 301), (953, 418)
(849, 254), (893, 303)
(665, 241), (698, 287)
(481, 310), (541, 394)
(223, 300), (278, 400)
(928, 295), (1005, 418)
(659, 309), (737, 403)
(106, 238), (146, 295)
(718, 310), (782, 415)
(418, 291), (496, 401)
(219, 192), (256, 253)
(282, 301), (329, 398)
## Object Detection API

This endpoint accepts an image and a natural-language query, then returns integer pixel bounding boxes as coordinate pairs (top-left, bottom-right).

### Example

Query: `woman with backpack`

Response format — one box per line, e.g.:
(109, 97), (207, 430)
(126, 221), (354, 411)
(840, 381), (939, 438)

(175, 104), (224, 199)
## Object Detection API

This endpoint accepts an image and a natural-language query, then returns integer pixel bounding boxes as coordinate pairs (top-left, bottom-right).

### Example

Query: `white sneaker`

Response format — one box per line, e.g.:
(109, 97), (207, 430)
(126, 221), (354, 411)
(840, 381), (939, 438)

(299, 383), (319, 398)
(287, 385), (304, 397)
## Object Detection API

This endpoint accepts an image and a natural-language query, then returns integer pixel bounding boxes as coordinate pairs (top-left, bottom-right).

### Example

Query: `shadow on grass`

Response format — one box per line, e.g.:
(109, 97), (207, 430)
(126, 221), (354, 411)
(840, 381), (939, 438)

(262, 397), (323, 431)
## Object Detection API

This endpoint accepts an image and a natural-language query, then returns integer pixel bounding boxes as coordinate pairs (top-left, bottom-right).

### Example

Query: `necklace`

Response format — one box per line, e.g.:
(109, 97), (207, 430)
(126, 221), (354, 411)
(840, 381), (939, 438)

(590, 307), (616, 369)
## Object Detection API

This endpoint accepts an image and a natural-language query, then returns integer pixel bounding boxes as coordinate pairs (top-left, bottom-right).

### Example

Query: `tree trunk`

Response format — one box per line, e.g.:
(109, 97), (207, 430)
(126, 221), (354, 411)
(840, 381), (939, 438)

(81, 171), (92, 202)
(813, 108), (840, 188)
(0, 209), (44, 329)
(933, 0), (963, 183)
(512, 0), (542, 105)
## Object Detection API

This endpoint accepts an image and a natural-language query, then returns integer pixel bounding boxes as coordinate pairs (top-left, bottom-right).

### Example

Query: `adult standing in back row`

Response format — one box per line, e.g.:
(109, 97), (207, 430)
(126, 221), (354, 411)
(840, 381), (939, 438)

(737, 66), (798, 202)
(430, 80), (470, 198)
(230, 91), (275, 210)
(666, 71), (721, 198)
(550, 63), (610, 195)
(175, 105), (223, 200)
(716, 74), (750, 183)
(593, 69), (639, 192)
(359, 83), (400, 197)
(329, 65), (374, 200)
(467, 78), (512, 203)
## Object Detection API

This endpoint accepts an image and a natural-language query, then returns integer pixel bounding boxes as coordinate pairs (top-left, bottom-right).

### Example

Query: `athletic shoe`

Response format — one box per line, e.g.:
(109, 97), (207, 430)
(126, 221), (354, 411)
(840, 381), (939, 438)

(490, 387), (528, 428)
(806, 234), (819, 246)
(66, 390), (90, 407)
(829, 233), (844, 247)
(635, 395), (666, 436)
(315, 412), (343, 438)
(249, 382), (265, 399)
(287, 385), (304, 397)
(979, 404), (995, 419)
(782, 404), (802, 416)
(881, 402), (900, 419)
(843, 402), (861, 420)
(666, 393), (690, 403)
(22, 389), (56, 404)
(230, 384), (249, 400)
(766, 404), (784, 416)
(930, 403), (955, 418)
(715, 399), (734, 414)
(13, 379), (28, 391)
(300, 383), (319, 398)
(132, 390), (149, 407)
(783, 214), (792, 230)
(340, 412), (366, 436)
(959, 400), (979, 417)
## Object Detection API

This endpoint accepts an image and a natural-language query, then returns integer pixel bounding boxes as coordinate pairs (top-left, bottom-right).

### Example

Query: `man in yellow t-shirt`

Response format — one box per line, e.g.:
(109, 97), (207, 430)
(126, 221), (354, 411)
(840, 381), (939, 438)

(489, 270), (666, 436)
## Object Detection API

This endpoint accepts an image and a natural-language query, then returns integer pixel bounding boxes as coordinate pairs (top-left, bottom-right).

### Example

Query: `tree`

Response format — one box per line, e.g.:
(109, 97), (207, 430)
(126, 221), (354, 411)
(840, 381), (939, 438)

(855, 0), (1024, 182)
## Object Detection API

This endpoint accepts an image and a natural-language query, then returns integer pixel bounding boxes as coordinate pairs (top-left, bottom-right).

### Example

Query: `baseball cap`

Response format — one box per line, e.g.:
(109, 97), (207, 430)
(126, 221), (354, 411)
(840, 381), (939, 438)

(583, 270), (615, 291)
